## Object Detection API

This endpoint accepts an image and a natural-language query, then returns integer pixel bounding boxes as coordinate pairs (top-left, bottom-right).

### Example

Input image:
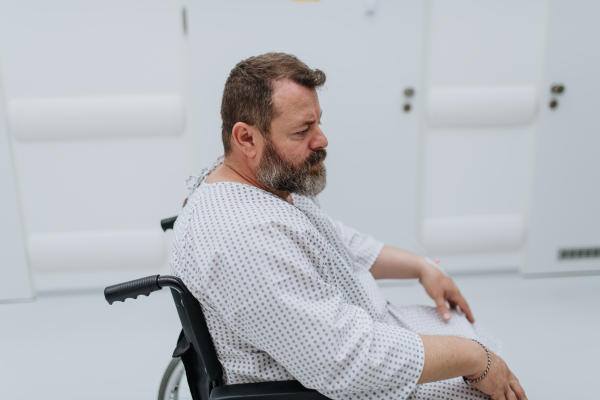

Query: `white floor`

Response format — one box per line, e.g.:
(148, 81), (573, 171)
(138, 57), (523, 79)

(2, 272), (599, 400)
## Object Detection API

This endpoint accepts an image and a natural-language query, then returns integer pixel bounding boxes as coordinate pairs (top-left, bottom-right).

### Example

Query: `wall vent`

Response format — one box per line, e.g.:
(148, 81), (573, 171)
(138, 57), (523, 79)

(558, 247), (600, 260)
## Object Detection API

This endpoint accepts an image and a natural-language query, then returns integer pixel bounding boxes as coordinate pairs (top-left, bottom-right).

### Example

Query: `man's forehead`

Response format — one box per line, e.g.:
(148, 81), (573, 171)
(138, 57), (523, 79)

(273, 80), (320, 118)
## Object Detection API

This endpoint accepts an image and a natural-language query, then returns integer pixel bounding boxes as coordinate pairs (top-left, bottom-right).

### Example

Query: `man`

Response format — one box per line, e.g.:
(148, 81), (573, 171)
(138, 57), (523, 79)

(171, 53), (526, 400)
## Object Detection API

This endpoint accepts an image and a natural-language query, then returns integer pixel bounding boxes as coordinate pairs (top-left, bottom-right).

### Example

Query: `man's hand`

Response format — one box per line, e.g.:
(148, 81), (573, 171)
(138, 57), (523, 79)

(419, 336), (527, 399)
(370, 246), (475, 322)
(418, 261), (475, 322)
(469, 350), (527, 400)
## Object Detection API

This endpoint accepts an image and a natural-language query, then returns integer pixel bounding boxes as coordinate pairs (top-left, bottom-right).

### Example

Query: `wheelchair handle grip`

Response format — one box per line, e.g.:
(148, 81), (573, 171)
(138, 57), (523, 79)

(161, 216), (178, 232)
(104, 275), (162, 305)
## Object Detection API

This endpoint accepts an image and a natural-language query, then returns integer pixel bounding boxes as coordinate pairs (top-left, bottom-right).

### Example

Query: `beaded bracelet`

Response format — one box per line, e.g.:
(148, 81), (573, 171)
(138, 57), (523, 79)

(463, 339), (491, 385)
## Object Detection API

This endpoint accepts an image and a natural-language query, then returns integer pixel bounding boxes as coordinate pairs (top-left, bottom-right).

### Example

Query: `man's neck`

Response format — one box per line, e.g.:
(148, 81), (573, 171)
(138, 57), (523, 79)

(205, 156), (293, 204)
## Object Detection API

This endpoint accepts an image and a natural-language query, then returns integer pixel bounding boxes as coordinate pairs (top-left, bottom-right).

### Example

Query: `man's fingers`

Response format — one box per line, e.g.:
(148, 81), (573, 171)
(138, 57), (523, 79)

(451, 295), (475, 323)
(434, 298), (451, 321)
(511, 380), (527, 400)
(447, 299), (458, 309)
(506, 389), (518, 400)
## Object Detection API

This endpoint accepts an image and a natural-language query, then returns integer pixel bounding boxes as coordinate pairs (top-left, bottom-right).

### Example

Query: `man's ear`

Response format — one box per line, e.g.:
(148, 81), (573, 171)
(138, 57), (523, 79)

(231, 122), (260, 158)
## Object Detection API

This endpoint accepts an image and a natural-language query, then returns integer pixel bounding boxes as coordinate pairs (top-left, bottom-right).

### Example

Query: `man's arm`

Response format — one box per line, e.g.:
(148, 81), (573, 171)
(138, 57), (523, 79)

(369, 245), (425, 280)
(370, 245), (475, 323)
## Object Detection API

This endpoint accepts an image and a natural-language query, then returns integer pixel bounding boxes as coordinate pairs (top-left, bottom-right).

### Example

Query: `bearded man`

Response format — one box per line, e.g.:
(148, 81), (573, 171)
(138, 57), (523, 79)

(170, 53), (526, 400)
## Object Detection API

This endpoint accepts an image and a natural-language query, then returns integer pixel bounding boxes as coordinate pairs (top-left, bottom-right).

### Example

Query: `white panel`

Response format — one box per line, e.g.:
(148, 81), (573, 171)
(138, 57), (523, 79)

(427, 0), (547, 86)
(524, 0), (600, 275)
(0, 0), (190, 291)
(32, 264), (171, 293)
(0, 76), (33, 302)
(422, 129), (532, 218)
(29, 230), (166, 271)
(428, 85), (537, 128)
(0, 0), (182, 99)
(420, 0), (546, 271)
(424, 253), (522, 274)
(9, 95), (184, 141)
(423, 214), (525, 254)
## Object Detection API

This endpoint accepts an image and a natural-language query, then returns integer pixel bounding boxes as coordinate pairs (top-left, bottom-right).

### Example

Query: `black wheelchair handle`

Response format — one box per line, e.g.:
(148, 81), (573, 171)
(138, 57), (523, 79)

(161, 216), (178, 232)
(104, 275), (161, 305)
(104, 274), (187, 305)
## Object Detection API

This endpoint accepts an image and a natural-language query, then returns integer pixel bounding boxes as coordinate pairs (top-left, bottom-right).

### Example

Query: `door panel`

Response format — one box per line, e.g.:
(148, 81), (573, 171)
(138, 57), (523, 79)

(420, 0), (547, 272)
(524, 0), (600, 275)
(0, 1), (192, 288)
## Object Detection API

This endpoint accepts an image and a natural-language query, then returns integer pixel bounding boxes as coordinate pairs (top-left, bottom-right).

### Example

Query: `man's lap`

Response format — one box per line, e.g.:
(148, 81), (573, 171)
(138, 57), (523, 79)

(407, 377), (490, 400)
(385, 305), (500, 399)
(386, 304), (502, 356)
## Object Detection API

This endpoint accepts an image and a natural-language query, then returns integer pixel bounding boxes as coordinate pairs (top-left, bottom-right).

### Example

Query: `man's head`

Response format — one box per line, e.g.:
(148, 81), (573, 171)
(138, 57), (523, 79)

(221, 53), (328, 197)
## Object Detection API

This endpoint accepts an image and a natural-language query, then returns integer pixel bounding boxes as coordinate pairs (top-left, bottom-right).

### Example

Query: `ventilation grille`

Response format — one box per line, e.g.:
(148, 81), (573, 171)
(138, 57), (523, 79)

(558, 247), (600, 260)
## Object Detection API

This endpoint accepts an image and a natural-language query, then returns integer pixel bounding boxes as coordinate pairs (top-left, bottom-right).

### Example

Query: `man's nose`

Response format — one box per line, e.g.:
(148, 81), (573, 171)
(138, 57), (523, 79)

(311, 126), (328, 150)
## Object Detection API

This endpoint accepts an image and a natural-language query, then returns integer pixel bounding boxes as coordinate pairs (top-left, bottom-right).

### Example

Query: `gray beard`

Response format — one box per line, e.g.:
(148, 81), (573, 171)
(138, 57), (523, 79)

(256, 140), (327, 197)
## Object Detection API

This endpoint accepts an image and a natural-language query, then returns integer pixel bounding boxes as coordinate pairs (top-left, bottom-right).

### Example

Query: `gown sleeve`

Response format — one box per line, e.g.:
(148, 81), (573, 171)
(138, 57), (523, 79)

(199, 220), (423, 399)
(330, 219), (385, 273)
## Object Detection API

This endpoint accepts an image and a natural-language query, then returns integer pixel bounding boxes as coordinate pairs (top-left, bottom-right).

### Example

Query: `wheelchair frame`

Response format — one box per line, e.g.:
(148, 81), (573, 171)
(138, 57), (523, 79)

(104, 216), (329, 400)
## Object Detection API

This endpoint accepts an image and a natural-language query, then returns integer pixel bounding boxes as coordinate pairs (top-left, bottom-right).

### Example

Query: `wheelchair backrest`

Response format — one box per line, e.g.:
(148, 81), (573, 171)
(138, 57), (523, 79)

(160, 215), (224, 400)
(171, 286), (223, 400)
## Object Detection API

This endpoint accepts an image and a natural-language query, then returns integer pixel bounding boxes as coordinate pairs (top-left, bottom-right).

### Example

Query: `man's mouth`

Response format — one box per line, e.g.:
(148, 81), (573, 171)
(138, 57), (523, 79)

(307, 149), (326, 169)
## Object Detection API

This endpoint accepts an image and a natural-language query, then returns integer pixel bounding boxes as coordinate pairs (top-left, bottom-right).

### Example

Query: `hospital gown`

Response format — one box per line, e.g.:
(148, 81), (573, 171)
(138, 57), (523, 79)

(170, 157), (500, 400)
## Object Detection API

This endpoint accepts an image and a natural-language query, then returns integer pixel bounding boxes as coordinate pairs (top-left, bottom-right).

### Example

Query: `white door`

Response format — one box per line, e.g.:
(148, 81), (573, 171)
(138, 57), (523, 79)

(524, 0), (600, 276)
(419, 1), (547, 273)
(186, 0), (427, 248)
(0, 0), (193, 291)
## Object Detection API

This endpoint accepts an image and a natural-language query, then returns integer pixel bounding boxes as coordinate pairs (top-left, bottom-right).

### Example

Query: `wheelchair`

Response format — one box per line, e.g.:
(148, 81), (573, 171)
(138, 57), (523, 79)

(104, 216), (329, 400)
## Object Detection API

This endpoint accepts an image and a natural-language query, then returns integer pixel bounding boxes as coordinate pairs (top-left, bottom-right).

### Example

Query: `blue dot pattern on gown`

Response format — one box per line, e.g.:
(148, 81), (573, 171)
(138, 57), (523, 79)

(170, 157), (499, 400)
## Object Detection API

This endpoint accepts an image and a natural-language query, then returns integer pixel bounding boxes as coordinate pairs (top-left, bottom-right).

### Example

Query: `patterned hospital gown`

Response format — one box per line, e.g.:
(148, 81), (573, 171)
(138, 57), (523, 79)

(170, 158), (500, 400)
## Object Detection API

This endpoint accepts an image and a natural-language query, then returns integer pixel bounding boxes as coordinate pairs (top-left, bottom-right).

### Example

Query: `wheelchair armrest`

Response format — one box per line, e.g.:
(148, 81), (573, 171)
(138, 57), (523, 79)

(209, 380), (330, 400)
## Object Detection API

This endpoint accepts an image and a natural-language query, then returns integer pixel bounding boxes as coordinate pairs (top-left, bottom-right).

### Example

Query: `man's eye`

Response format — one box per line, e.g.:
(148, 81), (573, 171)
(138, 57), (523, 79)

(297, 129), (308, 135)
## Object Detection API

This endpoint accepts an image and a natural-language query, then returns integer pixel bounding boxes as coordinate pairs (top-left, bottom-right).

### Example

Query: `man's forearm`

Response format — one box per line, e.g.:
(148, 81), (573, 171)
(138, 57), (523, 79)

(418, 335), (488, 384)
(370, 245), (425, 280)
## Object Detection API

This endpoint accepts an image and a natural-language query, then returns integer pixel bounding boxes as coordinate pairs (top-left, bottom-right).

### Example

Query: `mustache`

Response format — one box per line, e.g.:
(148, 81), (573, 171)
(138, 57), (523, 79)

(306, 149), (327, 167)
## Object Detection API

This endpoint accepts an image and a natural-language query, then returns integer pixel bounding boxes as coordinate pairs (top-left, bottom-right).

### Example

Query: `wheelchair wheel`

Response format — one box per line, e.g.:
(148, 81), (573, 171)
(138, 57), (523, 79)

(158, 358), (193, 400)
